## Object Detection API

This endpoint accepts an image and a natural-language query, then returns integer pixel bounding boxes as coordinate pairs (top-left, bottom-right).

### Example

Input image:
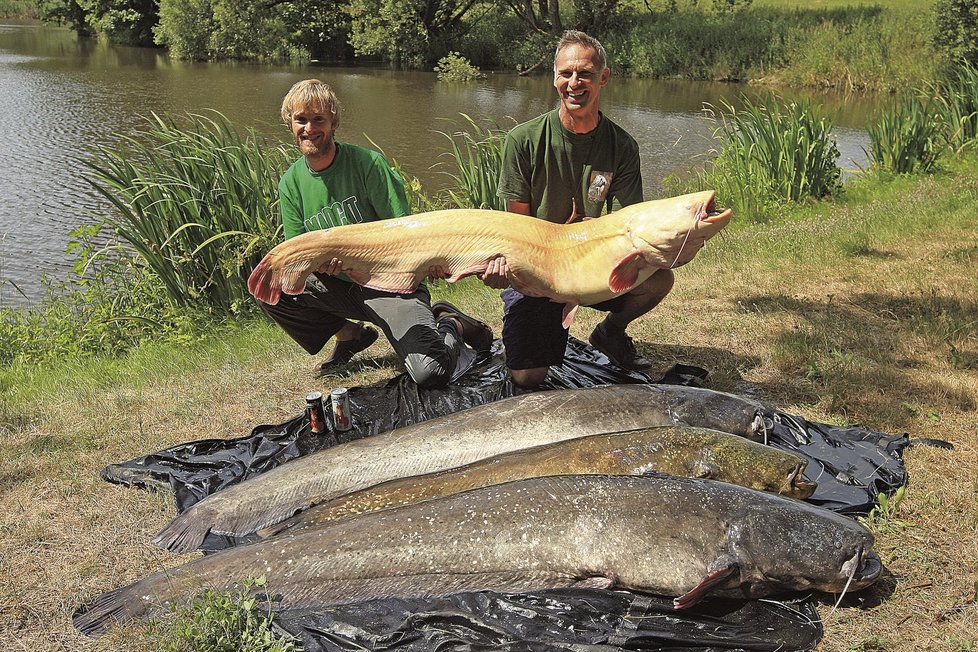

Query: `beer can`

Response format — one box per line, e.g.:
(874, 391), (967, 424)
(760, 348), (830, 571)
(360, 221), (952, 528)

(305, 391), (327, 434)
(330, 387), (352, 432)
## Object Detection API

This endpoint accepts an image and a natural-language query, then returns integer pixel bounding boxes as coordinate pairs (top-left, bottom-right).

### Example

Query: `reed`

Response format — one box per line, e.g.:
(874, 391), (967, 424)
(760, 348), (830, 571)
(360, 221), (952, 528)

(865, 94), (945, 174)
(434, 114), (509, 211)
(671, 95), (842, 223)
(84, 112), (292, 313)
(930, 62), (978, 153)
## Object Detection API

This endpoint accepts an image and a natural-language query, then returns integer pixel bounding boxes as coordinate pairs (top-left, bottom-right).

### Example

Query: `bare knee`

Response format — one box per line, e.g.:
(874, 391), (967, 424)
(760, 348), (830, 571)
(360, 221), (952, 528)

(510, 366), (549, 388)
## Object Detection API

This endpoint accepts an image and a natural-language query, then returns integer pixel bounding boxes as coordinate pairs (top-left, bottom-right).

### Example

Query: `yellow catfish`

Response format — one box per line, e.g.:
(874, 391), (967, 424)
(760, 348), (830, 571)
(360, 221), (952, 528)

(248, 190), (731, 327)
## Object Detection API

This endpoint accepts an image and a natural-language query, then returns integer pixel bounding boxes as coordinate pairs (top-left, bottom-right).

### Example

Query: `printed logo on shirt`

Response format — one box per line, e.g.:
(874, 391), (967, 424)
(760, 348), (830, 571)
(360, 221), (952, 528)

(306, 196), (363, 230)
(587, 170), (613, 204)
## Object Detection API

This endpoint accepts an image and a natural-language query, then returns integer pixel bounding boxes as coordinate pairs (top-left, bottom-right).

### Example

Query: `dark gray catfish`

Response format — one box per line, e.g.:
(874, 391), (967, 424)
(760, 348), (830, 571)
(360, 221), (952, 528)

(154, 384), (770, 553)
(75, 474), (881, 638)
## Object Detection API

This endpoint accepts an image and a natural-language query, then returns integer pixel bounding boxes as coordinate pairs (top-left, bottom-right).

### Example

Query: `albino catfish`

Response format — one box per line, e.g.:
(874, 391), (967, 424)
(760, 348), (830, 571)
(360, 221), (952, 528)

(152, 384), (770, 553)
(248, 190), (731, 327)
(74, 474), (881, 638)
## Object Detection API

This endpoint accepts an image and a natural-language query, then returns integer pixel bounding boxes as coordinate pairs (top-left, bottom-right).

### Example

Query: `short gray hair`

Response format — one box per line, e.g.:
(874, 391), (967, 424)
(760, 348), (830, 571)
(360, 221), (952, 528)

(555, 30), (608, 70)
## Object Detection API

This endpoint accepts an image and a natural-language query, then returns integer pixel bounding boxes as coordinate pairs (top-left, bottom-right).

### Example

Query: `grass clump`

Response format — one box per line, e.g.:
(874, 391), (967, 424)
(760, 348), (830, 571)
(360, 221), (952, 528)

(150, 577), (299, 652)
(435, 114), (509, 211)
(670, 95), (841, 223)
(865, 94), (946, 175)
(84, 111), (292, 314)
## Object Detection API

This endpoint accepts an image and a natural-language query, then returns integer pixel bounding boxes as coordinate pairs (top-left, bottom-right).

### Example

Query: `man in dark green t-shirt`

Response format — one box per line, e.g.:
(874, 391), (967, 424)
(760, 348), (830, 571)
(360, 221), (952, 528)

(486, 30), (674, 388)
(259, 79), (492, 388)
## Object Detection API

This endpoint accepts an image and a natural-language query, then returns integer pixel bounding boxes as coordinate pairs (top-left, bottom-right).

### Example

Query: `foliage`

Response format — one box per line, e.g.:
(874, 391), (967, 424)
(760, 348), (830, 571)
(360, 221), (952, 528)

(346, 0), (476, 67)
(434, 114), (509, 210)
(0, 0), (38, 18)
(435, 51), (485, 81)
(674, 95), (841, 223)
(151, 578), (298, 652)
(83, 111), (291, 313)
(930, 62), (978, 153)
(0, 225), (221, 365)
(859, 485), (914, 533)
(154, 0), (215, 60)
(39, 0), (157, 44)
(932, 0), (978, 68)
(865, 93), (945, 175)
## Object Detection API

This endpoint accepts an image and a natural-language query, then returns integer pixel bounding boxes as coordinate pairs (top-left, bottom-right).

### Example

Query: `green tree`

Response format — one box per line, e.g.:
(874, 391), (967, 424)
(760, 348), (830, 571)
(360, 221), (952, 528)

(39, 0), (158, 44)
(346, 0), (478, 67)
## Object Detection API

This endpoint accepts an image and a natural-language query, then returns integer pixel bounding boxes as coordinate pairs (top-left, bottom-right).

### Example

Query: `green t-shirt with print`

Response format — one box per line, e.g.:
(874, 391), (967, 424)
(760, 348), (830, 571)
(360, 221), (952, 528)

(497, 109), (643, 223)
(279, 142), (411, 240)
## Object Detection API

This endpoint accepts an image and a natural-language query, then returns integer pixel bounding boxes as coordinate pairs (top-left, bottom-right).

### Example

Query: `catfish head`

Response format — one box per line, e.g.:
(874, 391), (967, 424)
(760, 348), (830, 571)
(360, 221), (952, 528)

(621, 190), (732, 270)
(674, 498), (882, 609)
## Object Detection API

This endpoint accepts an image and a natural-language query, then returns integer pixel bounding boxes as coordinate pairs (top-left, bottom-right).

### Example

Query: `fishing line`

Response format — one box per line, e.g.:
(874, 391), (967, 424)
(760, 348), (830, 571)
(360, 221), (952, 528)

(669, 200), (704, 269)
(824, 546), (861, 622)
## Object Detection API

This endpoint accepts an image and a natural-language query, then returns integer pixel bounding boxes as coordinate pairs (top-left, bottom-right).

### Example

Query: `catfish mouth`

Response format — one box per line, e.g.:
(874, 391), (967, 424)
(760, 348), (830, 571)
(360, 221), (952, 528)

(787, 463), (817, 499)
(697, 191), (732, 223)
(842, 547), (883, 588)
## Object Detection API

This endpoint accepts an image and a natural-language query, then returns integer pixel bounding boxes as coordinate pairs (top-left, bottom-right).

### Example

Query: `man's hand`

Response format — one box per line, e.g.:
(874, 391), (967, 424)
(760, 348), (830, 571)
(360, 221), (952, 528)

(317, 258), (343, 275)
(427, 265), (449, 282)
(480, 256), (511, 289)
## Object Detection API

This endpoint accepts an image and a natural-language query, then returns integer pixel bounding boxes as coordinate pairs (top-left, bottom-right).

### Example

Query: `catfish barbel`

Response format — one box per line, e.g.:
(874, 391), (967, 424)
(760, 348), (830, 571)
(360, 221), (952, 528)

(75, 474), (880, 638)
(152, 384), (770, 553)
(248, 191), (731, 327)
(258, 425), (815, 538)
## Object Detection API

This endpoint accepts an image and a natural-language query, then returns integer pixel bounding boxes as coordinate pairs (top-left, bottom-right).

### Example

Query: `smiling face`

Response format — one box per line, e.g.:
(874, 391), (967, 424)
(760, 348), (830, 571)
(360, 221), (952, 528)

(290, 105), (336, 170)
(553, 43), (610, 129)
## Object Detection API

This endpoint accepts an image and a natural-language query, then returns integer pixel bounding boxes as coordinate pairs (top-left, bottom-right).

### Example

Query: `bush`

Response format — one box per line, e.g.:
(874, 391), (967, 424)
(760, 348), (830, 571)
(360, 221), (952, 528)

(434, 51), (485, 81)
(932, 0), (978, 68)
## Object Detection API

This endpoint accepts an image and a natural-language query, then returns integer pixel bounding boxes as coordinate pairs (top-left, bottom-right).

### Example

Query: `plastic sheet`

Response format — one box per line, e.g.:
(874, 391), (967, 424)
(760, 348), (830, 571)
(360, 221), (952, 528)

(101, 337), (909, 651)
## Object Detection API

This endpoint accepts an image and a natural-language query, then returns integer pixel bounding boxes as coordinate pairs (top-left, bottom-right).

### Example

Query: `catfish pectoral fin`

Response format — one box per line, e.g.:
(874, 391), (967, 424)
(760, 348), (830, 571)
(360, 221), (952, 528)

(673, 561), (737, 609)
(247, 258), (280, 305)
(561, 303), (580, 329)
(609, 252), (644, 294)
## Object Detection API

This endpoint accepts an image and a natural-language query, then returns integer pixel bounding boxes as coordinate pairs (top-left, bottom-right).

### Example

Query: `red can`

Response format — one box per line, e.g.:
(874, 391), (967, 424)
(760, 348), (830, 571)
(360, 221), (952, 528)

(331, 387), (352, 432)
(305, 391), (327, 434)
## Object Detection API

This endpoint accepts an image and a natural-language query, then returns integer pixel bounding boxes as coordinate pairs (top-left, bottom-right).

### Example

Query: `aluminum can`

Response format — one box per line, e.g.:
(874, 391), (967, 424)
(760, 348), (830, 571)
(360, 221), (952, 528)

(330, 387), (352, 432)
(305, 391), (327, 434)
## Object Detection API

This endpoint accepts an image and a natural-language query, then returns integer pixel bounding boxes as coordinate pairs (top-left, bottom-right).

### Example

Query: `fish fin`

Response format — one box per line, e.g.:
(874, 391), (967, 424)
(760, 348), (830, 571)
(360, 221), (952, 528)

(73, 583), (144, 638)
(288, 571), (576, 609)
(247, 257), (281, 305)
(361, 272), (423, 294)
(151, 507), (214, 553)
(573, 576), (615, 590)
(673, 558), (738, 609)
(609, 253), (645, 293)
(445, 263), (487, 283)
(561, 303), (580, 329)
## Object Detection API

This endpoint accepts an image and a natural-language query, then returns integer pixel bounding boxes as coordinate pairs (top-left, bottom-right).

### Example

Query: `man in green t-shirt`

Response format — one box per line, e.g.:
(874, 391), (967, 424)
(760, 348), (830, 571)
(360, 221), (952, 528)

(259, 79), (492, 388)
(485, 30), (674, 388)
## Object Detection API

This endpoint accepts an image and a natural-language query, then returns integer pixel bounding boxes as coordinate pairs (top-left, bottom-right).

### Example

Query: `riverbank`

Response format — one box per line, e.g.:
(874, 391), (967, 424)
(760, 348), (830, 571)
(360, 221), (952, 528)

(1, 156), (976, 650)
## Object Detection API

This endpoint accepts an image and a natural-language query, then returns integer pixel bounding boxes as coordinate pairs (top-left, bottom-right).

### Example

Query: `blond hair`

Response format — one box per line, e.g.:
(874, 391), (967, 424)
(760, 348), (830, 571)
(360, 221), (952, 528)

(280, 79), (341, 128)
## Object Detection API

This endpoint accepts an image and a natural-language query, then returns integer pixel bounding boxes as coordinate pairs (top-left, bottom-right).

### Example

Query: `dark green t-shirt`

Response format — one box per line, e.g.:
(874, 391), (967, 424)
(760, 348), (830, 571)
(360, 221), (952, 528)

(278, 142), (411, 240)
(497, 109), (643, 223)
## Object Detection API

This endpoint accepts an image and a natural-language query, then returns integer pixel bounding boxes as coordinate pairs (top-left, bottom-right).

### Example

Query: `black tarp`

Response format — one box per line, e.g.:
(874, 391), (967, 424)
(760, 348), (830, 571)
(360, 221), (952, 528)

(102, 337), (910, 651)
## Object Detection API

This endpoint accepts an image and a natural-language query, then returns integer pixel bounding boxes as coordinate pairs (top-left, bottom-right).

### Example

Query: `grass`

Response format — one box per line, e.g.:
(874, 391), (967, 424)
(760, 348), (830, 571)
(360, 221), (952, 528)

(1, 154), (976, 649)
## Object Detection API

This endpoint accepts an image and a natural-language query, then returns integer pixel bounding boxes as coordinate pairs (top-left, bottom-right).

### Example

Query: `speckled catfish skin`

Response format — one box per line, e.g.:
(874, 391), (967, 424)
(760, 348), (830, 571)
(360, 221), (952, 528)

(258, 426), (816, 538)
(74, 474), (880, 638)
(152, 384), (769, 554)
(247, 190), (731, 319)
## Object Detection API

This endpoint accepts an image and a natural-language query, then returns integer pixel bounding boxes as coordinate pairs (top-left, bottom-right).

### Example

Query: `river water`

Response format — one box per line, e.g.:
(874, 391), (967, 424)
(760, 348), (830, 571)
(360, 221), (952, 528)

(0, 21), (884, 308)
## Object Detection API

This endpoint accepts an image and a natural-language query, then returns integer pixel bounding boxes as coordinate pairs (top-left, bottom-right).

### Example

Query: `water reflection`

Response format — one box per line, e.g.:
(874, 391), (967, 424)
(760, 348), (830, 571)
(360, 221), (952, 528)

(0, 22), (884, 307)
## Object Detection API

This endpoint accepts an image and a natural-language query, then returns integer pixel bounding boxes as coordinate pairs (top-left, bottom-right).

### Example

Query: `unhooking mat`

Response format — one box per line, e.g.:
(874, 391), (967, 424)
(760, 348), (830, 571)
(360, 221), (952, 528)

(102, 337), (911, 652)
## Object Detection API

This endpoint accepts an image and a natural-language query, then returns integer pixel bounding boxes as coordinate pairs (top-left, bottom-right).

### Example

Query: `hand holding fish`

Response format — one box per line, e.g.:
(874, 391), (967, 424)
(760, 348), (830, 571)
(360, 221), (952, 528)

(479, 256), (511, 290)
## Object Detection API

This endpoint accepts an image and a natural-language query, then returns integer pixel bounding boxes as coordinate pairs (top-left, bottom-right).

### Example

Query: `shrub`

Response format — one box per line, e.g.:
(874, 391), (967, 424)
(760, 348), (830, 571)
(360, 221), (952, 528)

(932, 0), (978, 68)
(434, 51), (485, 81)
(434, 114), (508, 210)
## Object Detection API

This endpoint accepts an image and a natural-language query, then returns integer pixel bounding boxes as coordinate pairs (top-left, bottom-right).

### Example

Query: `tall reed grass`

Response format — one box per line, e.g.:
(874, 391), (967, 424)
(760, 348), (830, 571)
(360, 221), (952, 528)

(931, 63), (978, 153)
(84, 112), (292, 313)
(670, 96), (842, 223)
(435, 114), (509, 211)
(865, 94), (945, 174)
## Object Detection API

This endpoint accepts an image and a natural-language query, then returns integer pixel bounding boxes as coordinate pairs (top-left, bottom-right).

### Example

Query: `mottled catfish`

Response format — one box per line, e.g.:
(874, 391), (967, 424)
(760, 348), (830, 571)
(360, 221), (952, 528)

(259, 426), (815, 538)
(248, 191), (730, 327)
(153, 385), (770, 553)
(75, 475), (881, 638)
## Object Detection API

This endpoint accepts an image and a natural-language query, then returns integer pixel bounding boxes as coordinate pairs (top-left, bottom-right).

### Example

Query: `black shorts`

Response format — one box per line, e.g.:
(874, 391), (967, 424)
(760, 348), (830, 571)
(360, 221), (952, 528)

(501, 289), (625, 370)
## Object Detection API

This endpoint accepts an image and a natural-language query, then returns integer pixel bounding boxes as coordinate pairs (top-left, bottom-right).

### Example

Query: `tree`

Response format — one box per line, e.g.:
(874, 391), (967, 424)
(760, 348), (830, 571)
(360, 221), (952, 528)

(346, 0), (479, 67)
(932, 0), (978, 68)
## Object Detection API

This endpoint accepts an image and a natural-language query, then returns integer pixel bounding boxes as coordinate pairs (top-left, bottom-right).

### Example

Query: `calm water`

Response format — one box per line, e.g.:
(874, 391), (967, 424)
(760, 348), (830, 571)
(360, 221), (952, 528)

(0, 21), (884, 307)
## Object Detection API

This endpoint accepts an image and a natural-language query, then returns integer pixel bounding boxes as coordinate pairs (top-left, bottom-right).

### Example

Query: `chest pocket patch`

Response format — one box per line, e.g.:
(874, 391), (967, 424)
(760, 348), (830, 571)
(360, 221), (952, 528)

(587, 170), (613, 204)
